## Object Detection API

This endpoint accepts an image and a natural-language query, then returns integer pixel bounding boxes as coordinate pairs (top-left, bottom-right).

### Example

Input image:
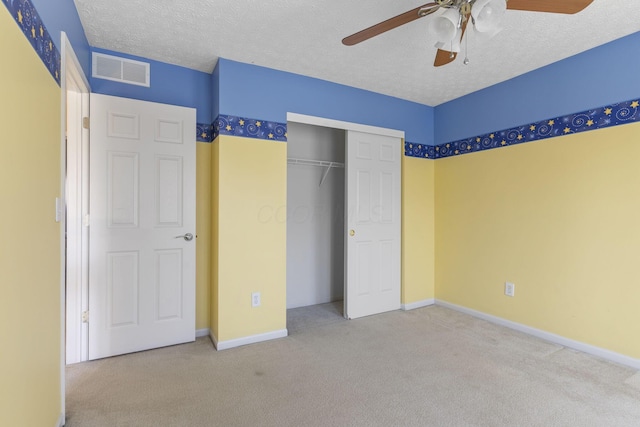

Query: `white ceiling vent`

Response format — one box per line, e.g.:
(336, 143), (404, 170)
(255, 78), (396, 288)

(92, 52), (150, 87)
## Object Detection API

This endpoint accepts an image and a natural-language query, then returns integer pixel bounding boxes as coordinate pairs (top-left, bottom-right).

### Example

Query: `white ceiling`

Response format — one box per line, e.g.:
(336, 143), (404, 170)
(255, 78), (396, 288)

(74, 0), (640, 106)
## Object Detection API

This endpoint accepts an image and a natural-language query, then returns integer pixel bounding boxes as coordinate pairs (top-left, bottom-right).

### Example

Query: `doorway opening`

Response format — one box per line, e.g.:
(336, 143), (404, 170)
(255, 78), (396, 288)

(286, 122), (346, 322)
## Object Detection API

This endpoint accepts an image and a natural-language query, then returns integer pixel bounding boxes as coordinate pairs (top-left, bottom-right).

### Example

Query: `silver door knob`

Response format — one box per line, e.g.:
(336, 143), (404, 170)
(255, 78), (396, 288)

(176, 233), (194, 241)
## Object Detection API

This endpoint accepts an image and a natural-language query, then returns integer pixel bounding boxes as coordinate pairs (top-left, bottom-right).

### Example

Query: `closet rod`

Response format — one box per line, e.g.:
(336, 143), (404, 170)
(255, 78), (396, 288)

(287, 157), (344, 168)
(287, 157), (344, 187)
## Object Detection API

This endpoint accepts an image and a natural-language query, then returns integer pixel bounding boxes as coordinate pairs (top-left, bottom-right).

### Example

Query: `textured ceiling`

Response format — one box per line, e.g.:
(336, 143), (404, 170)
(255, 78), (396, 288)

(74, 0), (640, 106)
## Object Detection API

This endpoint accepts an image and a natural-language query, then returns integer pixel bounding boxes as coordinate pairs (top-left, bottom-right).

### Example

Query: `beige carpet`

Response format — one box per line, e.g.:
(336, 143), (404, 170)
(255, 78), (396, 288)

(65, 304), (640, 426)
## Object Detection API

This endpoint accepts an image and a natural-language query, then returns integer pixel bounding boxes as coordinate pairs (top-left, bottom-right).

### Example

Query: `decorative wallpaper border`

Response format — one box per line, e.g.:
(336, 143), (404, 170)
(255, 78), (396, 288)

(404, 142), (436, 159)
(196, 122), (213, 142)
(430, 99), (640, 159)
(214, 114), (287, 142)
(203, 101), (639, 149)
(3, 0), (61, 85)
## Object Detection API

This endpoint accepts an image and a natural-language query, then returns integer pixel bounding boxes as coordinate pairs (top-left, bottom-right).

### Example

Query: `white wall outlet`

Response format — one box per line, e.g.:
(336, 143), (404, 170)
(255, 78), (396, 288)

(252, 292), (261, 307)
(505, 282), (515, 297)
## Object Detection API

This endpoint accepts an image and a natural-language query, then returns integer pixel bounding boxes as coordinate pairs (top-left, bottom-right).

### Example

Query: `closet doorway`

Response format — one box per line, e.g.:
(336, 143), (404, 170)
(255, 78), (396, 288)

(287, 123), (346, 312)
(286, 113), (403, 320)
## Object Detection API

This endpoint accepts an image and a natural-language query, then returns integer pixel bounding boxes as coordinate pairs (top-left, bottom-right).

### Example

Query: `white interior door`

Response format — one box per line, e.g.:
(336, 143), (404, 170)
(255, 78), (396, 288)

(345, 130), (401, 319)
(89, 94), (196, 360)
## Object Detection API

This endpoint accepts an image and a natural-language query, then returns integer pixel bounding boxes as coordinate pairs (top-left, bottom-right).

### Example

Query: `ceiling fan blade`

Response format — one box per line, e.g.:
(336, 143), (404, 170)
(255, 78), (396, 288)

(434, 49), (457, 67)
(507, 0), (594, 14)
(342, 3), (438, 46)
(434, 16), (469, 67)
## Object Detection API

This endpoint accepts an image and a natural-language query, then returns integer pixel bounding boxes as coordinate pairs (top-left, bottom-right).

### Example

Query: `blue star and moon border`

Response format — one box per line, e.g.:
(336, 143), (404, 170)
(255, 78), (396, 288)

(410, 99), (640, 159)
(3, 0), (61, 85)
(214, 115), (287, 142)
(204, 100), (639, 156)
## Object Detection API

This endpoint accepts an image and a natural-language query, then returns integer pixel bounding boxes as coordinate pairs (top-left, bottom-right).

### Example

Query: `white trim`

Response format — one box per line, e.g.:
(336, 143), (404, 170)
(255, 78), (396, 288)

(401, 299), (435, 311)
(287, 112), (405, 139)
(211, 329), (288, 351)
(60, 32), (91, 421)
(196, 328), (211, 338)
(63, 34), (90, 91)
(56, 413), (65, 427)
(435, 299), (640, 370)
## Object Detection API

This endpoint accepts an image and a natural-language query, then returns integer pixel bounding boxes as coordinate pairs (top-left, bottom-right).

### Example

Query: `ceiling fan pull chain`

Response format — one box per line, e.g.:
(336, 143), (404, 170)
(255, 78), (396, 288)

(463, 30), (470, 65)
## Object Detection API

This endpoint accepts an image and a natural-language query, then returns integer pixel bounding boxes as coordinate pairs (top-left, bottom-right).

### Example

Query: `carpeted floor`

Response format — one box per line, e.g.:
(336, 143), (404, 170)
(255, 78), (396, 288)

(65, 304), (640, 426)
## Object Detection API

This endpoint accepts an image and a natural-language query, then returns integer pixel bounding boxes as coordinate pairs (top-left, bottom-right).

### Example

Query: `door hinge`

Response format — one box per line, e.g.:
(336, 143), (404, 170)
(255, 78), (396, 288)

(81, 310), (89, 323)
(82, 117), (90, 130)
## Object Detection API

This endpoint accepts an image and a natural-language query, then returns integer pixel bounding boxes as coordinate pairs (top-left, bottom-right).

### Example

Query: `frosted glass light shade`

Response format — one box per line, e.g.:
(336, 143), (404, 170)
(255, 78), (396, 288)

(472, 0), (506, 33)
(429, 8), (460, 44)
(435, 29), (462, 53)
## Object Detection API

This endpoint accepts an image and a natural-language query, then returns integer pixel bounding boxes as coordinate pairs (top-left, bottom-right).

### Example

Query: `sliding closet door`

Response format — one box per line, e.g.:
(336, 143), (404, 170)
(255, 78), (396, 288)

(345, 130), (401, 319)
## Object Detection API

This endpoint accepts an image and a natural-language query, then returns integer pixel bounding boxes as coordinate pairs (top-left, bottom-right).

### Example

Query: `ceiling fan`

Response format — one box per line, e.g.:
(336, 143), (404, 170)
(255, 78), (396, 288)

(342, 0), (594, 67)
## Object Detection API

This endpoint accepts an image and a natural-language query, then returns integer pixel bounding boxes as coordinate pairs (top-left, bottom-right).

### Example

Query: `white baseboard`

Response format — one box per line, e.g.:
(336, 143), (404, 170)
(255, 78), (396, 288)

(401, 299), (435, 311)
(57, 413), (65, 427)
(211, 329), (288, 351)
(196, 328), (210, 338)
(435, 299), (640, 370)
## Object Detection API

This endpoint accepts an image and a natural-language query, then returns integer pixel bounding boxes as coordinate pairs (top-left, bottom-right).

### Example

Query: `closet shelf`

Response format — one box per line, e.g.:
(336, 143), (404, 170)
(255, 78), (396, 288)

(287, 157), (344, 169)
(287, 157), (344, 187)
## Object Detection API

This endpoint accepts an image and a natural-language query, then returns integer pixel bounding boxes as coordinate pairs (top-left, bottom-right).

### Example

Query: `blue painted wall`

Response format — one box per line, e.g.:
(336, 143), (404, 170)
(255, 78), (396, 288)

(212, 61), (220, 121)
(218, 59), (434, 145)
(434, 31), (640, 144)
(30, 0), (90, 77)
(91, 47), (213, 124)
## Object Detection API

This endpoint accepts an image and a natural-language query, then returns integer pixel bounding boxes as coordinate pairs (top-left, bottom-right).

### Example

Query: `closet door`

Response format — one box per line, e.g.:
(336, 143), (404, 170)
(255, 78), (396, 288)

(345, 130), (401, 319)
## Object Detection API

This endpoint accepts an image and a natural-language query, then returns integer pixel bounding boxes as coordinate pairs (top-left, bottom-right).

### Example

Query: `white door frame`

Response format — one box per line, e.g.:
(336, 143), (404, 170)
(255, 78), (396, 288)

(287, 113), (404, 140)
(64, 38), (91, 365)
(61, 31), (90, 419)
(286, 113), (404, 316)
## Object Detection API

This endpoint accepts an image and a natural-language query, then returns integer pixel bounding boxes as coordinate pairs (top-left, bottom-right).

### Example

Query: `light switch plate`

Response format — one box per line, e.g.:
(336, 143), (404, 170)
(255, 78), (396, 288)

(55, 197), (62, 223)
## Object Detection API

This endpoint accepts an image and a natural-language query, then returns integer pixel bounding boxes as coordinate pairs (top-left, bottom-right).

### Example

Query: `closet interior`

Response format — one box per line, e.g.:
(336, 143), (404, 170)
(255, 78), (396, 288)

(286, 122), (346, 312)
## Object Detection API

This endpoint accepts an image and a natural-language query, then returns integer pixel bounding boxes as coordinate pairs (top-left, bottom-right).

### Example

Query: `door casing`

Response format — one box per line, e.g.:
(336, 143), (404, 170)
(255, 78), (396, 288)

(61, 31), (91, 422)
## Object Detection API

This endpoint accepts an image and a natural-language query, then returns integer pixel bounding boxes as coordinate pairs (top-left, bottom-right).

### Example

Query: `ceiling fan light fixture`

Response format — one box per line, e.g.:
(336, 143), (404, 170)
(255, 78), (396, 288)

(429, 7), (461, 45)
(341, 0), (595, 67)
(435, 28), (462, 53)
(472, 0), (507, 34)
(472, 19), (503, 40)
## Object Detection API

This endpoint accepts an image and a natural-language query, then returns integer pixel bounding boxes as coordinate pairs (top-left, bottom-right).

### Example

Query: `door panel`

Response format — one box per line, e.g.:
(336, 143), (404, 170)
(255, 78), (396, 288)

(89, 94), (196, 360)
(155, 155), (183, 226)
(107, 251), (139, 327)
(108, 152), (139, 227)
(345, 131), (401, 319)
(155, 249), (183, 320)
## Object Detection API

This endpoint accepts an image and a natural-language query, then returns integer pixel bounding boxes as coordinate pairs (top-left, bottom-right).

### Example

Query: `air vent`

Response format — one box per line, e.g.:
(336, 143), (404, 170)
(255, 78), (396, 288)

(92, 52), (150, 87)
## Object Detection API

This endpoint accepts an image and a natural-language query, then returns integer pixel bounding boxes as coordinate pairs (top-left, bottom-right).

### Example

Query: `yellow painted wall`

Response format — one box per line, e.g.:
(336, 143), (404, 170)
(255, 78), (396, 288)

(196, 142), (211, 329)
(435, 122), (640, 359)
(402, 155), (435, 304)
(212, 135), (287, 342)
(0, 7), (62, 426)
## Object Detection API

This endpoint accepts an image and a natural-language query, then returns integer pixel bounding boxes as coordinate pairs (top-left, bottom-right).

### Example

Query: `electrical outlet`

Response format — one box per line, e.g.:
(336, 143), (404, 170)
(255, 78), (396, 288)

(505, 282), (515, 297)
(252, 292), (261, 307)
